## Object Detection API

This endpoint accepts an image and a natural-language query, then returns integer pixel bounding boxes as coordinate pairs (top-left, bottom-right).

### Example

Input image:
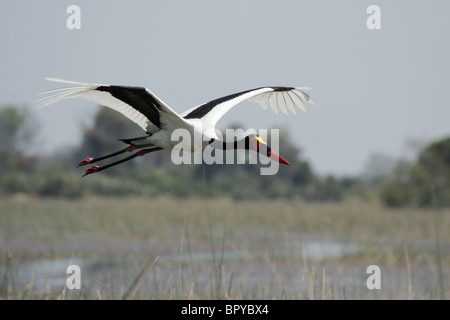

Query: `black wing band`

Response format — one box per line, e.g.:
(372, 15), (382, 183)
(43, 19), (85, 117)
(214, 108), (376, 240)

(96, 86), (163, 128)
(183, 86), (294, 120)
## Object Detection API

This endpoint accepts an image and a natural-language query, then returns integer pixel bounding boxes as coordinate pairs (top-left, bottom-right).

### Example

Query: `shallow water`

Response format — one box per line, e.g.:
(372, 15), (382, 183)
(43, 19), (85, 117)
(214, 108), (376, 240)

(6, 237), (446, 299)
(1, 239), (437, 299)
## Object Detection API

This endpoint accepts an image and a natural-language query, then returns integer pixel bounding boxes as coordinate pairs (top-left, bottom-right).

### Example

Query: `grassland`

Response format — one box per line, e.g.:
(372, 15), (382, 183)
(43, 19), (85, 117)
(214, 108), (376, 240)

(0, 195), (449, 299)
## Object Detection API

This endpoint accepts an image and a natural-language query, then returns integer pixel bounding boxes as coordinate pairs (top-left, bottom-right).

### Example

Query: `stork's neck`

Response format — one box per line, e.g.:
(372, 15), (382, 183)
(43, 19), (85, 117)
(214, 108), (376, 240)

(208, 136), (251, 151)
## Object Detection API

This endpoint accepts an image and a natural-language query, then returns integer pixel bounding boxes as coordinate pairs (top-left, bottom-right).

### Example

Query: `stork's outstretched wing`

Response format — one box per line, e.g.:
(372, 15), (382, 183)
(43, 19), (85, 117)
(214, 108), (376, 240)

(37, 80), (314, 134)
(36, 78), (188, 133)
(181, 86), (315, 127)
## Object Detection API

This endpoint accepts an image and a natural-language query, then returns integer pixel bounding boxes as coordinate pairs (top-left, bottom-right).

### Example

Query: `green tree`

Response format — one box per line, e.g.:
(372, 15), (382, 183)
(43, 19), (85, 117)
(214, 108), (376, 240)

(0, 106), (38, 174)
(380, 137), (450, 207)
(0, 106), (26, 154)
(413, 137), (450, 206)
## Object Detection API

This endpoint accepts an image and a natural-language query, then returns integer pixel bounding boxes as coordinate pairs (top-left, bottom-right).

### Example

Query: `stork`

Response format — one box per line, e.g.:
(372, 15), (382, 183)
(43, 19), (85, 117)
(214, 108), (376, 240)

(37, 78), (314, 176)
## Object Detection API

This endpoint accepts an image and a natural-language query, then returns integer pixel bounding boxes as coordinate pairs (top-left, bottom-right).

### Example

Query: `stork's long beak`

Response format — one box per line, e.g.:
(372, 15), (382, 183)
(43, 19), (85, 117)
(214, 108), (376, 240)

(252, 136), (291, 165)
(268, 149), (291, 165)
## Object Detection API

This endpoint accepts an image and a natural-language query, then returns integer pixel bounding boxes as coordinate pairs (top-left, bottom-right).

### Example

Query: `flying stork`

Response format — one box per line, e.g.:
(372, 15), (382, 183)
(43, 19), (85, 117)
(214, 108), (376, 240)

(37, 78), (314, 177)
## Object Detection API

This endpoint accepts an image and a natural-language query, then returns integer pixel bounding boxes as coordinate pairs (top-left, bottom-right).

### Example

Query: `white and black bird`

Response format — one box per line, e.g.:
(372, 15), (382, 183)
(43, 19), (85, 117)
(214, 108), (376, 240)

(37, 78), (314, 177)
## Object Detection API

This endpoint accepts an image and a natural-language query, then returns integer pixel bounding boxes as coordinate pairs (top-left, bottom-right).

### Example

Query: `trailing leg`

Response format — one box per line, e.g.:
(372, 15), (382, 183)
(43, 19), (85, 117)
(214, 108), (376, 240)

(81, 147), (163, 177)
(77, 146), (136, 167)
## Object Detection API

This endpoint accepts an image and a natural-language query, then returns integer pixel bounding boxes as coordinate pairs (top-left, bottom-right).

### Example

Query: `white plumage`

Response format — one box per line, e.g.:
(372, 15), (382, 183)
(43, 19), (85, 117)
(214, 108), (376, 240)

(36, 78), (314, 176)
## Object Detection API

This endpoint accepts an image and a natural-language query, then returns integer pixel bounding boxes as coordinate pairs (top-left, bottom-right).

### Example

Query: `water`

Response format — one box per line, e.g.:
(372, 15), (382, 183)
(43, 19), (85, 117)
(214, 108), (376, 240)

(4, 237), (446, 299)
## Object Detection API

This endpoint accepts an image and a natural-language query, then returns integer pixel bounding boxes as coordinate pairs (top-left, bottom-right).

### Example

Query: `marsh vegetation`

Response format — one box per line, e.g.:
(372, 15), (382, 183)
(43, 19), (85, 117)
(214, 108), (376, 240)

(1, 196), (448, 299)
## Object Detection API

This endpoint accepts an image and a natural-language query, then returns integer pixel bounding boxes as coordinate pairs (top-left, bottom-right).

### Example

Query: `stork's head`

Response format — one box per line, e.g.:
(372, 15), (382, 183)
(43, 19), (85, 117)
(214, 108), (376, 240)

(247, 134), (290, 165)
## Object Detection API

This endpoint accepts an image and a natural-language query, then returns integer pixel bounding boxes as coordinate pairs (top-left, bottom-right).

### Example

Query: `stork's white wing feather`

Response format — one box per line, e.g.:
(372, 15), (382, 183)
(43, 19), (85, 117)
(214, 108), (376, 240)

(249, 88), (314, 114)
(36, 78), (188, 133)
(183, 87), (314, 127)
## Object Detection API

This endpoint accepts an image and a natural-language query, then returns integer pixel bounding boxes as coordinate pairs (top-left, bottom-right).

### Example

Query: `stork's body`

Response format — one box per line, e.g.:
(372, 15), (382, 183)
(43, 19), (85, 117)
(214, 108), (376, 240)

(37, 79), (314, 176)
(132, 118), (217, 152)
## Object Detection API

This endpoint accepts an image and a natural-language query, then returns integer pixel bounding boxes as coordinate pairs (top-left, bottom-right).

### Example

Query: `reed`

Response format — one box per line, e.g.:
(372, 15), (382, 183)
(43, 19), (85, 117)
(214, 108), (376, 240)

(0, 195), (449, 299)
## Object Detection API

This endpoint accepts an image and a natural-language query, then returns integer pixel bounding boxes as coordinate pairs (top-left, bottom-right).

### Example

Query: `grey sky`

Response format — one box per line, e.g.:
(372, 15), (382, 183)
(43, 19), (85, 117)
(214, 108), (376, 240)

(1, 1), (449, 176)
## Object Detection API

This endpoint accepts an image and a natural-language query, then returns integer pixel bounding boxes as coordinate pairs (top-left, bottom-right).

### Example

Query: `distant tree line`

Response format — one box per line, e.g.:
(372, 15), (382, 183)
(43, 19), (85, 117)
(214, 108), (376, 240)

(0, 105), (449, 207)
(379, 137), (450, 207)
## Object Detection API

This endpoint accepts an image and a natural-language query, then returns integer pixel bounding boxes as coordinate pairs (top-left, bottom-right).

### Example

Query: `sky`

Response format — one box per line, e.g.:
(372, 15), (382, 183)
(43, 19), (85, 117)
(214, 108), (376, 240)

(1, 1), (449, 176)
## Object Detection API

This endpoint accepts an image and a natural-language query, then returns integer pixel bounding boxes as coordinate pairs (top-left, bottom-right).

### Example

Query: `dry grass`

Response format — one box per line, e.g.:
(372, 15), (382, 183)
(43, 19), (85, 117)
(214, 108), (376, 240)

(0, 195), (449, 299)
